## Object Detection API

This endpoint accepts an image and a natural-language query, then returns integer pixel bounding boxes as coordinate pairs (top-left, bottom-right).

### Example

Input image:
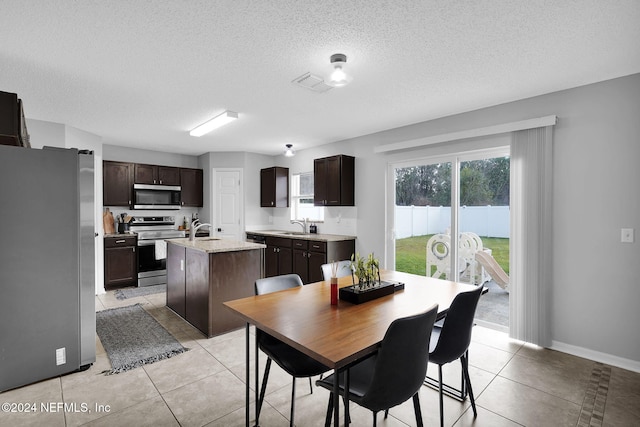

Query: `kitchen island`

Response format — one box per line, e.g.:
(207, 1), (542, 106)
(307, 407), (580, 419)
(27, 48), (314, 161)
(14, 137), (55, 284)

(166, 238), (265, 337)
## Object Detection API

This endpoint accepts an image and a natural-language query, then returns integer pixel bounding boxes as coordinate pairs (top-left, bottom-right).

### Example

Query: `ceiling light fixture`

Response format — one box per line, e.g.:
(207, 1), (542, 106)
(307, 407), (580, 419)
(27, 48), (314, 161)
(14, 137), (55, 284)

(189, 110), (238, 137)
(284, 144), (296, 157)
(328, 53), (352, 87)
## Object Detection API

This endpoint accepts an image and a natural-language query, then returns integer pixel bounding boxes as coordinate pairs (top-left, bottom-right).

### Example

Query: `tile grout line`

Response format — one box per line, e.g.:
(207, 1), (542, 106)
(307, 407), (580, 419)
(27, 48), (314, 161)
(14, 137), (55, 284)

(576, 362), (611, 427)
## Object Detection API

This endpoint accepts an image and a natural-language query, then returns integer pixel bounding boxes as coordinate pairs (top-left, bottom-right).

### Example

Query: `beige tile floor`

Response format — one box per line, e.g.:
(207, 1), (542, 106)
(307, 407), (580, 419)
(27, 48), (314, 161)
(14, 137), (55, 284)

(1, 289), (639, 427)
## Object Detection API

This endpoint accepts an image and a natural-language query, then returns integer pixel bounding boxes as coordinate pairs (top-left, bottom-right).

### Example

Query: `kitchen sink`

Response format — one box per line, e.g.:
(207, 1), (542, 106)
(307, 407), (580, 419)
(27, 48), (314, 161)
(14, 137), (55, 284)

(281, 231), (308, 235)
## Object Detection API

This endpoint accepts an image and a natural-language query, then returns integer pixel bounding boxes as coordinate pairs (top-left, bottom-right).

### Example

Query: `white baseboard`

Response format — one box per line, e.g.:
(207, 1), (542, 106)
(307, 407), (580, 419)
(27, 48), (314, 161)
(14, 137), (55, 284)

(551, 340), (640, 373)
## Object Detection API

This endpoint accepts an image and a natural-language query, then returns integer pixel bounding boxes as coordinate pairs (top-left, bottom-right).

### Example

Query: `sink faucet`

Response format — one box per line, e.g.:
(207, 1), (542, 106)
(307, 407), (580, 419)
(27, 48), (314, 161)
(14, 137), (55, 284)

(290, 218), (308, 234)
(190, 220), (212, 241)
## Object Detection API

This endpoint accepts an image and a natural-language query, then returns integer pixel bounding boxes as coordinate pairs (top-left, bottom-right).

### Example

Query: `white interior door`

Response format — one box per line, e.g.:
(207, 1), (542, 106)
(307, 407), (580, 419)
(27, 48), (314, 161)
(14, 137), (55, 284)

(214, 169), (243, 240)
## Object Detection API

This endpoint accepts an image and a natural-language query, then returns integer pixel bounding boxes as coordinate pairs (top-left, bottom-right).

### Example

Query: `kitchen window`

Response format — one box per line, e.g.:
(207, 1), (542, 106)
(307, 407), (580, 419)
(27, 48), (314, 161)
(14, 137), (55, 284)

(290, 172), (324, 222)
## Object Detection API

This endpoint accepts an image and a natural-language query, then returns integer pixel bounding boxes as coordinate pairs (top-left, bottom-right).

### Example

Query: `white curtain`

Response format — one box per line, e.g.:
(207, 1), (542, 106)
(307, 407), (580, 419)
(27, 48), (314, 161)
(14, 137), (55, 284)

(509, 126), (554, 347)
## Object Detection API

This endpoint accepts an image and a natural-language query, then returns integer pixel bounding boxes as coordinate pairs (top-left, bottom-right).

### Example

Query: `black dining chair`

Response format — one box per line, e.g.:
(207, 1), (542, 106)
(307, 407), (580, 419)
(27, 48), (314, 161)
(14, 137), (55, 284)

(427, 285), (484, 427)
(254, 273), (330, 427)
(316, 304), (439, 427)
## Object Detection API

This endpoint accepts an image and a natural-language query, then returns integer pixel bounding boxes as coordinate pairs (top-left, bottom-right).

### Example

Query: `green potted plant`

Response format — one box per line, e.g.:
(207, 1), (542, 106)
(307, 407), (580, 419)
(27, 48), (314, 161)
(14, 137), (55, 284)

(350, 252), (380, 289)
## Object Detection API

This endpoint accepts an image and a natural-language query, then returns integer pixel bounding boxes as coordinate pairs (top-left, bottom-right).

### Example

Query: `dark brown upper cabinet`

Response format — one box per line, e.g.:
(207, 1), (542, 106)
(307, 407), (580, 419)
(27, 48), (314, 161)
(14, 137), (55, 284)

(180, 168), (203, 207)
(261, 167), (289, 207)
(314, 155), (355, 206)
(104, 161), (202, 208)
(103, 161), (133, 207)
(134, 164), (180, 186)
(0, 91), (29, 148)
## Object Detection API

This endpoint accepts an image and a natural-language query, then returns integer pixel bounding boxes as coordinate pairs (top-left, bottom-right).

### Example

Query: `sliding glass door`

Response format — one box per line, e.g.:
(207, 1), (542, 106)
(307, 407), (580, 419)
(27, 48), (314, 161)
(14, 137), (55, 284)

(390, 147), (510, 328)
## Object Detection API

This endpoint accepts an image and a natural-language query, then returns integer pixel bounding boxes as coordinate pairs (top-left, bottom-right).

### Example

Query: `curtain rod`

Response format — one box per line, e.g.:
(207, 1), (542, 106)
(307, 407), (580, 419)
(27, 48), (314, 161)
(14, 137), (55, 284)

(374, 115), (557, 154)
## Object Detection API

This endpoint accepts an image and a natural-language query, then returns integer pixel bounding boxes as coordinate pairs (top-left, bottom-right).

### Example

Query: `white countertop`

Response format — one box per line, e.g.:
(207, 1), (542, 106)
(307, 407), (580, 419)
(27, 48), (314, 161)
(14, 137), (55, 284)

(167, 237), (266, 253)
(246, 230), (356, 242)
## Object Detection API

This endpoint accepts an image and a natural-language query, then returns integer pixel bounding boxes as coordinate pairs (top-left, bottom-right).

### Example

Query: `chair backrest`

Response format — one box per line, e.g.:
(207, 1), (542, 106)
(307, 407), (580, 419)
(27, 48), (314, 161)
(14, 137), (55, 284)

(320, 260), (353, 281)
(430, 285), (483, 362)
(255, 273), (303, 296)
(358, 304), (439, 411)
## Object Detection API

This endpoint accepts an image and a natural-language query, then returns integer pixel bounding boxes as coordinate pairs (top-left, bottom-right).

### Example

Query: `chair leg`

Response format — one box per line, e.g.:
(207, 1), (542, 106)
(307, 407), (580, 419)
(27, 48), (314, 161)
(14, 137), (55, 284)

(413, 393), (424, 427)
(309, 376), (313, 394)
(257, 358), (272, 418)
(372, 411), (377, 427)
(290, 378), (296, 427)
(324, 393), (334, 427)
(384, 408), (389, 418)
(438, 364), (444, 427)
(461, 354), (477, 417)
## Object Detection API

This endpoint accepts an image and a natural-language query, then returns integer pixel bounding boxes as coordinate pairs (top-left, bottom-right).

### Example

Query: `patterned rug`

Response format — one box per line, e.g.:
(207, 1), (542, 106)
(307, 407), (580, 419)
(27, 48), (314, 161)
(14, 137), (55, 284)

(114, 284), (166, 300)
(96, 304), (187, 374)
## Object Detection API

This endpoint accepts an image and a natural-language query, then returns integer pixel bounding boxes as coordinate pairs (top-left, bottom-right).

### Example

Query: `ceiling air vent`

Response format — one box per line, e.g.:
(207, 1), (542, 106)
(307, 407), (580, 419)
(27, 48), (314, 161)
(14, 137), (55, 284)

(292, 72), (333, 93)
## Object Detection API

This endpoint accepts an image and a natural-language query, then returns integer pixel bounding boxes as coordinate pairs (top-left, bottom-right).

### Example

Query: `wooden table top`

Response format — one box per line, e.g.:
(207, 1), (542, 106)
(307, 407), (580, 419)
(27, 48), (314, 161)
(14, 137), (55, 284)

(223, 270), (477, 369)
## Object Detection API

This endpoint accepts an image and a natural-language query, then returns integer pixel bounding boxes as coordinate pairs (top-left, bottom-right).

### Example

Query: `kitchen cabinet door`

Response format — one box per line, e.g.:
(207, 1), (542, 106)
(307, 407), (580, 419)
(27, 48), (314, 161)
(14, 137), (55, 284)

(134, 163), (156, 184)
(135, 164), (180, 185)
(293, 248), (309, 283)
(307, 251), (327, 283)
(104, 236), (137, 289)
(158, 166), (180, 185)
(166, 243), (186, 317)
(313, 155), (355, 206)
(265, 236), (293, 277)
(260, 167), (289, 207)
(103, 161), (133, 207)
(180, 168), (203, 207)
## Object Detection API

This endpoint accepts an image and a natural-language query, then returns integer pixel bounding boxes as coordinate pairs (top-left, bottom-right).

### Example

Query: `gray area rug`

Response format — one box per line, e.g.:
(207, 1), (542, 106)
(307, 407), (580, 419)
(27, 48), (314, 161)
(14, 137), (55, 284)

(114, 284), (166, 300)
(475, 280), (509, 327)
(96, 304), (187, 374)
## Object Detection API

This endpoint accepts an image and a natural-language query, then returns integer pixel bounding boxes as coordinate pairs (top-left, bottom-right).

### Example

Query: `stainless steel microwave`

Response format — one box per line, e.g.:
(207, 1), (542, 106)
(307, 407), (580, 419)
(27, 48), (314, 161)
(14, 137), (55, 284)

(133, 184), (181, 210)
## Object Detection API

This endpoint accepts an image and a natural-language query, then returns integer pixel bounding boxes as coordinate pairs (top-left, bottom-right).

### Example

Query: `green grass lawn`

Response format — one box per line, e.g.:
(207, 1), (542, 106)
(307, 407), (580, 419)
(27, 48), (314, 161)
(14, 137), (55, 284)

(395, 234), (510, 277)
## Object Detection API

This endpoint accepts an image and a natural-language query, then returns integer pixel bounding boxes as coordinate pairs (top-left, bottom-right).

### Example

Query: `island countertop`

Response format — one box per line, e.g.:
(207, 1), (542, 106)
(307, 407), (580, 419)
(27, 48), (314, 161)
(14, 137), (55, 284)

(167, 237), (266, 253)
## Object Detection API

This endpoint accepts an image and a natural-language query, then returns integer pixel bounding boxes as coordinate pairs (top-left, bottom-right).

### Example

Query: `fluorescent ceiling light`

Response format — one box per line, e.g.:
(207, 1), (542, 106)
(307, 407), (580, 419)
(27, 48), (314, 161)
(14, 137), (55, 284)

(189, 110), (238, 137)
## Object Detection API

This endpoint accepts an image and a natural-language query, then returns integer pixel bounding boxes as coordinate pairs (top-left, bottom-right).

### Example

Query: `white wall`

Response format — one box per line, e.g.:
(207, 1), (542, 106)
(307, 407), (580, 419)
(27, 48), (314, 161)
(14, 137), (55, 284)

(25, 73), (640, 369)
(283, 73), (640, 369)
(26, 119), (107, 294)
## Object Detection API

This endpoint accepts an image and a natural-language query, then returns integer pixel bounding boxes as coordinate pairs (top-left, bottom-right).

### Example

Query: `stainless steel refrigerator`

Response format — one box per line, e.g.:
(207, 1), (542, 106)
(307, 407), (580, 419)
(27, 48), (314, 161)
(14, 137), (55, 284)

(0, 145), (96, 392)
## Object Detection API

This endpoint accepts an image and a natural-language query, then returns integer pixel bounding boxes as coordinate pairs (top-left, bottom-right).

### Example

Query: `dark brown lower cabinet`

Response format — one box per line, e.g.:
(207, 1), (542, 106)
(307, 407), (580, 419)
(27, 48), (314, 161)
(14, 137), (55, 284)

(292, 238), (356, 283)
(167, 242), (263, 337)
(104, 236), (137, 289)
(166, 243), (186, 318)
(265, 236), (293, 277)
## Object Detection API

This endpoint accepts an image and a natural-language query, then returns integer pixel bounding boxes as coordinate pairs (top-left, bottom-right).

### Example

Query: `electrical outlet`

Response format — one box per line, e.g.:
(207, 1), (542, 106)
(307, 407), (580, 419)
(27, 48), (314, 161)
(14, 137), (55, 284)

(56, 347), (66, 366)
(621, 228), (634, 243)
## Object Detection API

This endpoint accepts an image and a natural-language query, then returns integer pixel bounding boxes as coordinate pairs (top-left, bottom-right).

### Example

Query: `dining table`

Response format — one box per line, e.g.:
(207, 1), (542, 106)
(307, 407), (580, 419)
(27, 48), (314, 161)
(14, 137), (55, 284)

(223, 269), (478, 427)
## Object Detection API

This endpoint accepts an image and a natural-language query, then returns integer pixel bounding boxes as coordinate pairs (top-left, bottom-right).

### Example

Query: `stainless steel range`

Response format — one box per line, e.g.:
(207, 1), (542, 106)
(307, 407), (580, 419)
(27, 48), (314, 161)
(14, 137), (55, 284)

(129, 216), (185, 287)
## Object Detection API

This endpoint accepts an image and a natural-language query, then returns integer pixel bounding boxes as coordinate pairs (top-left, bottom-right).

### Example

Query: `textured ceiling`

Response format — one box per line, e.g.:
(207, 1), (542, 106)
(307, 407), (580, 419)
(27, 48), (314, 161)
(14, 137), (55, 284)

(1, 1), (639, 156)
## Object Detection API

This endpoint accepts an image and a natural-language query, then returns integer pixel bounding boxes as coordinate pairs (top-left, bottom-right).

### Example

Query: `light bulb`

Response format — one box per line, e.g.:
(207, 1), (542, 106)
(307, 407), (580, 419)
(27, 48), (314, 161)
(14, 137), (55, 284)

(284, 144), (295, 157)
(328, 53), (352, 87)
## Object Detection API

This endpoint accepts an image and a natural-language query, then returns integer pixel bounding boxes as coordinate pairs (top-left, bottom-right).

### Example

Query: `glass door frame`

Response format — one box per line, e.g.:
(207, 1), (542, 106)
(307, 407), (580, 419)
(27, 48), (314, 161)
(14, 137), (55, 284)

(386, 146), (510, 281)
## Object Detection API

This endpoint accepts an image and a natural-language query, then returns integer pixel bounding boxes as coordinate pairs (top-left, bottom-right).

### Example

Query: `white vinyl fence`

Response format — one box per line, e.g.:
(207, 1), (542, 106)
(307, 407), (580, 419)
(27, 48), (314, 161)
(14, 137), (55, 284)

(395, 205), (510, 239)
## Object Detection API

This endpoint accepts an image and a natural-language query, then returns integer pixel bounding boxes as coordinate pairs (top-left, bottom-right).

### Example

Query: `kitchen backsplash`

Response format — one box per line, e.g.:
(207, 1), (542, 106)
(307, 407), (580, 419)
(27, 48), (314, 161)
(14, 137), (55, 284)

(103, 206), (200, 234)
(250, 206), (357, 236)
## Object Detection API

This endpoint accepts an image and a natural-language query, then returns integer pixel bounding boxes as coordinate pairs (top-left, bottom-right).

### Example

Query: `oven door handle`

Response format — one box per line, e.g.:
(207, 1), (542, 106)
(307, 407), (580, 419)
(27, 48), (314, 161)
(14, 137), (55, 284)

(137, 240), (159, 247)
